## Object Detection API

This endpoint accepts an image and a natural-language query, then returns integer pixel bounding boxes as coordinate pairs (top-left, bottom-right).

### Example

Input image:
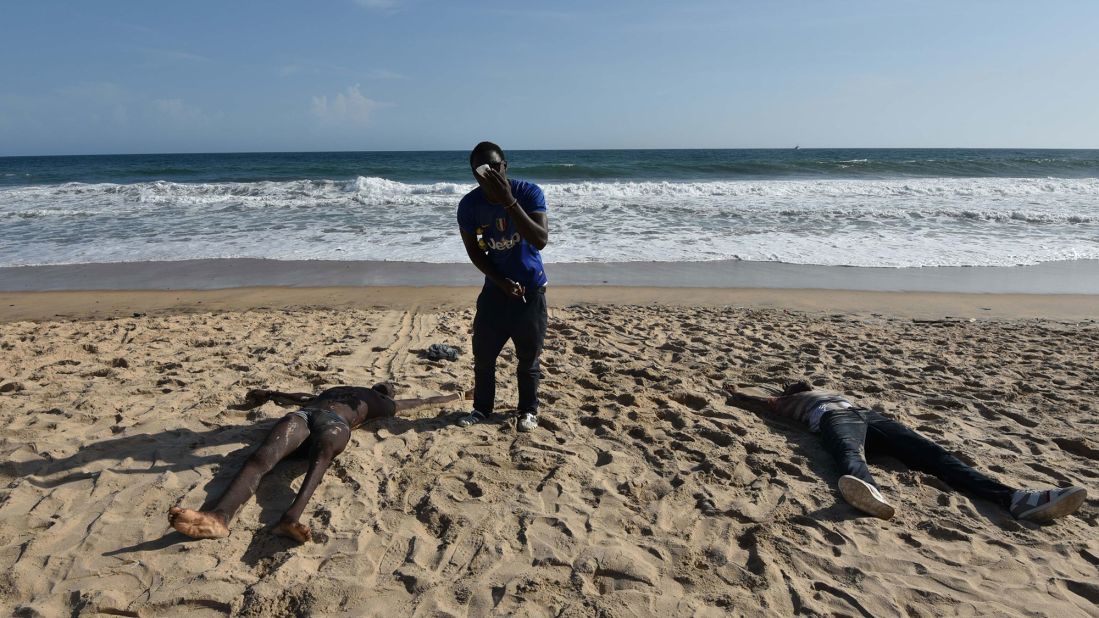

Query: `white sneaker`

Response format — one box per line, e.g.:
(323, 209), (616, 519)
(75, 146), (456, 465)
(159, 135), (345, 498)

(516, 412), (538, 432)
(1010, 486), (1087, 522)
(456, 409), (488, 428)
(838, 475), (895, 520)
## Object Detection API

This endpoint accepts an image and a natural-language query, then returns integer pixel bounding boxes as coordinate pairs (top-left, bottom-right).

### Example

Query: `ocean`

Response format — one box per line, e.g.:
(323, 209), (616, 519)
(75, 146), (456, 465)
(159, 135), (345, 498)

(2, 149), (1098, 269)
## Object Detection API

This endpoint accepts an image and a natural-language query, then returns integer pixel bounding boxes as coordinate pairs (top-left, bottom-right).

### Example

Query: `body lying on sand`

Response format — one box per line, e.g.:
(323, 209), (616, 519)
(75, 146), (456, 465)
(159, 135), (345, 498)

(168, 384), (462, 543)
(169, 378), (1087, 544)
(726, 380), (1087, 523)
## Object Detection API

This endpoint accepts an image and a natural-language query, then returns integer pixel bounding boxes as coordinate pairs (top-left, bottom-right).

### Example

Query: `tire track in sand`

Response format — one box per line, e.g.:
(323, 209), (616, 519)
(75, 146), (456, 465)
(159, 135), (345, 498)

(333, 310), (440, 386)
(333, 310), (407, 383)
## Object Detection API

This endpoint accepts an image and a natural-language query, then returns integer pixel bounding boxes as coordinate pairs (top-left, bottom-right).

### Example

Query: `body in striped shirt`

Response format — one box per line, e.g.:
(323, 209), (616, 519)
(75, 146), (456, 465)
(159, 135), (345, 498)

(770, 389), (854, 432)
(726, 380), (1087, 523)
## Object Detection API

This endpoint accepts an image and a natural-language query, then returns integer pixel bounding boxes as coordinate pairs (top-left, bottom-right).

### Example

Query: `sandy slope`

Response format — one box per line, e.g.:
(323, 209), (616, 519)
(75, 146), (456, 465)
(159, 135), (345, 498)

(1, 304), (1097, 616)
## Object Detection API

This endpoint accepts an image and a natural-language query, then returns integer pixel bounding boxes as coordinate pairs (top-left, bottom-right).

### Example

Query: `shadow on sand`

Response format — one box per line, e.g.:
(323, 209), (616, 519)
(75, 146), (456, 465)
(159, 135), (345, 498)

(2, 409), (463, 563)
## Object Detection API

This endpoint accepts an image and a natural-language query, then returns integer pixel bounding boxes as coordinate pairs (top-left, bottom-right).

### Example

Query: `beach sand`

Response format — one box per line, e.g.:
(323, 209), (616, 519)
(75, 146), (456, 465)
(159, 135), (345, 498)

(0, 288), (1097, 616)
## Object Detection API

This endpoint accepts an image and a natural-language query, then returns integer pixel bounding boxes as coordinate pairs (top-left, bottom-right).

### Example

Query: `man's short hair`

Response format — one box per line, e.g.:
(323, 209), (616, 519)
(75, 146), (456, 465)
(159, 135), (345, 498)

(781, 380), (814, 396)
(470, 141), (505, 168)
(372, 382), (396, 398)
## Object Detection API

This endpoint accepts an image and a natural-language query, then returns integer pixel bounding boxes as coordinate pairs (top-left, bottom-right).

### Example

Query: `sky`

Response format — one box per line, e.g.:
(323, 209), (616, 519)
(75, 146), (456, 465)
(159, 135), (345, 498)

(2, 0), (1098, 155)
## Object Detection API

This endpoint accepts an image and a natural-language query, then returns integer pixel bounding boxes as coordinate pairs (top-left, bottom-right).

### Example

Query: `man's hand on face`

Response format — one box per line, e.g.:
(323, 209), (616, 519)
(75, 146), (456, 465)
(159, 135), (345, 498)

(480, 167), (514, 206)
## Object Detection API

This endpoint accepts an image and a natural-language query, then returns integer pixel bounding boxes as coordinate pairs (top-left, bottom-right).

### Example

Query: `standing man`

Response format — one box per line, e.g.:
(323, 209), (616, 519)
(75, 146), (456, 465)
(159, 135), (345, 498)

(456, 141), (549, 432)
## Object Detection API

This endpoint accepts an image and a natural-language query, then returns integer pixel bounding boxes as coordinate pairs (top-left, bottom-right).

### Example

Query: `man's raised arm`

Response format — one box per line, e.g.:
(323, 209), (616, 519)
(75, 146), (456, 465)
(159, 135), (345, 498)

(484, 168), (548, 249)
(507, 207), (548, 250)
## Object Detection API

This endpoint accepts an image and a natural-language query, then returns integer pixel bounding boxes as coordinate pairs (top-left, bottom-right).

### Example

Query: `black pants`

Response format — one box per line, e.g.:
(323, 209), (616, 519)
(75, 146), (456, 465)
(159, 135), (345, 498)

(472, 283), (547, 414)
(819, 408), (1015, 507)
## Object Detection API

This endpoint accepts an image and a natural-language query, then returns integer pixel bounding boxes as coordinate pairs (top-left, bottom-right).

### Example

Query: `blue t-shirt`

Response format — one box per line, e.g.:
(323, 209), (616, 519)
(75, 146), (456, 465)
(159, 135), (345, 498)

(457, 178), (548, 288)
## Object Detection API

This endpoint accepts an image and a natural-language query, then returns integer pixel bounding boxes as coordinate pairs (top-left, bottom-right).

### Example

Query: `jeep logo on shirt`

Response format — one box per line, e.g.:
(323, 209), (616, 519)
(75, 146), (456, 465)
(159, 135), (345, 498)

(486, 232), (522, 251)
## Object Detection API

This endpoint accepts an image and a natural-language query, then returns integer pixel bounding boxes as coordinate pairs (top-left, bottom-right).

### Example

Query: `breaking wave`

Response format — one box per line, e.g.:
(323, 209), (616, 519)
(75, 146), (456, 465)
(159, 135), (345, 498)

(2, 176), (1098, 268)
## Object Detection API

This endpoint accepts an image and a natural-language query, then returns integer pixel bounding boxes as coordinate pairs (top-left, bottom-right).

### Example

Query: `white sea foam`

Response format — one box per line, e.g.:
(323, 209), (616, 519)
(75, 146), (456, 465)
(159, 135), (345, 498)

(2, 177), (1098, 268)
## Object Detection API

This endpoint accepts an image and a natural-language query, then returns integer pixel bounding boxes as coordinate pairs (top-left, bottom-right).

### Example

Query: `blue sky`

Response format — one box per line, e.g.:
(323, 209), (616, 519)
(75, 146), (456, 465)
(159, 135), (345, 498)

(2, 0), (1097, 155)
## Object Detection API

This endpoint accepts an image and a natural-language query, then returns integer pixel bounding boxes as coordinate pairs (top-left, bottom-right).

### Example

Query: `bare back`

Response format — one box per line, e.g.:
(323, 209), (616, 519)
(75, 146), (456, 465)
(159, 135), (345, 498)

(309, 386), (396, 428)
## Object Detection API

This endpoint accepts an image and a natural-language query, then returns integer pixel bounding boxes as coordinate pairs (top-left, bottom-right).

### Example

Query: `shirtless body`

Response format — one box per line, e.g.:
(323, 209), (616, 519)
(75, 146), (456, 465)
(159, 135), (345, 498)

(168, 383), (460, 542)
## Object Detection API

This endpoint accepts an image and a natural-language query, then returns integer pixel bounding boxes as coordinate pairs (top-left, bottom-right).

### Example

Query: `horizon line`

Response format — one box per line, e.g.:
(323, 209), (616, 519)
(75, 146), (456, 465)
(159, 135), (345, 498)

(4, 146), (1099, 158)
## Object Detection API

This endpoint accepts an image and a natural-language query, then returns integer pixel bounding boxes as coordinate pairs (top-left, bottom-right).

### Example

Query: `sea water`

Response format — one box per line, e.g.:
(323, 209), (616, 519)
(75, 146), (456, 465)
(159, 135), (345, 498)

(1, 149), (1097, 268)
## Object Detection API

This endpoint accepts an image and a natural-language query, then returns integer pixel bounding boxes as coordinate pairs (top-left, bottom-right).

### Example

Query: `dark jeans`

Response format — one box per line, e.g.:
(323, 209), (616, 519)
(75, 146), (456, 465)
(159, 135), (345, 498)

(472, 283), (547, 414)
(819, 408), (1015, 507)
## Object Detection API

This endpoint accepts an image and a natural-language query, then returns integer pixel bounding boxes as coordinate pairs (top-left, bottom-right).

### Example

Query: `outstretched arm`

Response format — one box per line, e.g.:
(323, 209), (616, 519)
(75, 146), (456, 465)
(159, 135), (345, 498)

(722, 384), (775, 414)
(394, 392), (464, 413)
(238, 388), (315, 409)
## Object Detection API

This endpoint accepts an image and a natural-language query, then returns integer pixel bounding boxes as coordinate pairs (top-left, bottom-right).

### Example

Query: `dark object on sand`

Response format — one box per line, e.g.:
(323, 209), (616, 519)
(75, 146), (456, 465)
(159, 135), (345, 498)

(426, 344), (461, 361)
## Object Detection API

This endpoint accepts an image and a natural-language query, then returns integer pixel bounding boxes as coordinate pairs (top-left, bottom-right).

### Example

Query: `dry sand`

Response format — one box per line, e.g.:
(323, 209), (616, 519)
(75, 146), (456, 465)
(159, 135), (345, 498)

(0, 290), (1097, 616)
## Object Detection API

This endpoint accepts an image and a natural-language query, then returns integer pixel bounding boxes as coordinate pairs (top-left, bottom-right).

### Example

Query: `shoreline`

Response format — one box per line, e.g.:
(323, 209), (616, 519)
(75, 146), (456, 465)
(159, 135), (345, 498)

(2, 285), (1097, 323)
(2, 258), (1099, 294)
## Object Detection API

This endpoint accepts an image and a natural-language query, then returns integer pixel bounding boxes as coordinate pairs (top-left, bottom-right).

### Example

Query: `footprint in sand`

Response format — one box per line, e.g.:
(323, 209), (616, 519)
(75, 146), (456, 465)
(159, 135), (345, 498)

(1062, 579), (1099, 604)
(669, 391), (709, 411)
(463, 479), (484, 499)
(655, 409), (687, 429)
(1053, 437), (1099, 461)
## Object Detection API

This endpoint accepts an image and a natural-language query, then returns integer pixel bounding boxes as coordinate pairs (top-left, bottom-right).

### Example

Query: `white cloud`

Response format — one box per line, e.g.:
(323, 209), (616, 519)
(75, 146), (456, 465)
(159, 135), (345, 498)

(50, 82), (133, 127)
(154, 98), (210, 125)
(310, 85), (385, 125)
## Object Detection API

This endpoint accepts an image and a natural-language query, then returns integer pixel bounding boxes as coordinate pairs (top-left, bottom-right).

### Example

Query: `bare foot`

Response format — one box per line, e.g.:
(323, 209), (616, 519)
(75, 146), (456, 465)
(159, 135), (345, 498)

(273, 519), (312, 543)
(168, 506), (230, 539)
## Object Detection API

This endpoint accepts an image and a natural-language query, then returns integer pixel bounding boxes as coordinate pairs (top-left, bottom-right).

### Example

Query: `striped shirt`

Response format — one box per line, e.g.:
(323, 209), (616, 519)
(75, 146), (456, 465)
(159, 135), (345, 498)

(770, 390), (854, 432)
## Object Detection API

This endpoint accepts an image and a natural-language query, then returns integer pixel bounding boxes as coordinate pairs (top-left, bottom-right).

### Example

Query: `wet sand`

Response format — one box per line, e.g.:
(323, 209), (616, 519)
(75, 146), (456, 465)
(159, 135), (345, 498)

(3, 258), (1099, 293)
(2, 285), (1099, 324)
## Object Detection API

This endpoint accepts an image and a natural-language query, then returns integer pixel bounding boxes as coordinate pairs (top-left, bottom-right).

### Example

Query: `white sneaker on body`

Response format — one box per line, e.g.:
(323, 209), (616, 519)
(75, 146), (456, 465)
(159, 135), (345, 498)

(838, 475), (896, 520)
